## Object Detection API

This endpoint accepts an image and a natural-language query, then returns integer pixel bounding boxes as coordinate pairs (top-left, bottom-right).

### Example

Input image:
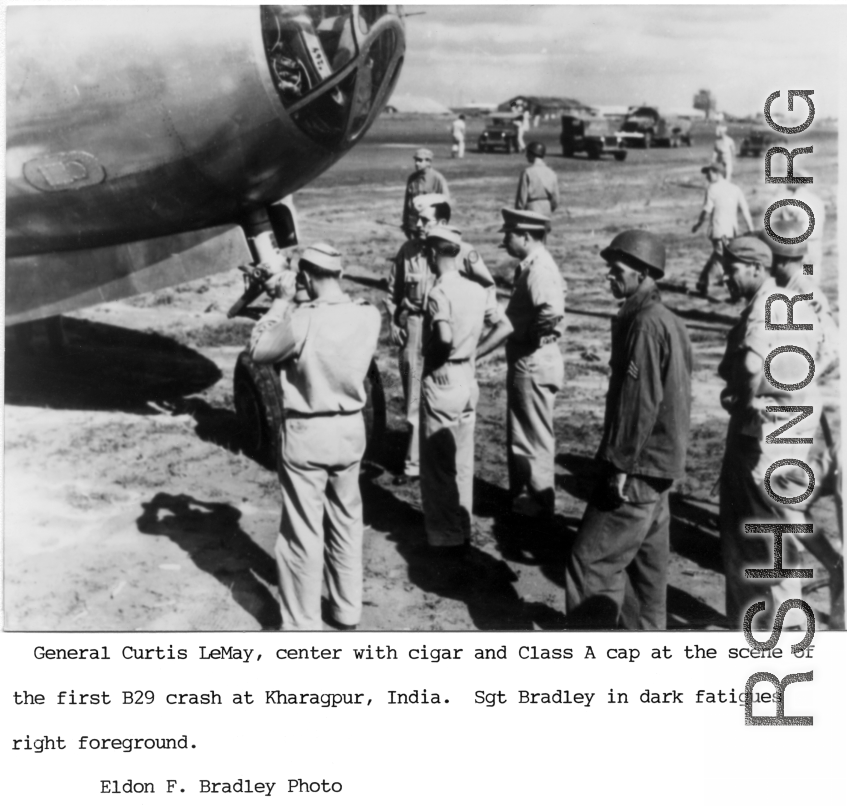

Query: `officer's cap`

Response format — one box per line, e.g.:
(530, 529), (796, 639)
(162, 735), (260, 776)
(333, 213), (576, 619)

(413, 193), (450, 216)
(414, 148), (434, 161)
(424, 225), (462, 247)
(299, 243), (344, 274)
(724, 236), (772, 267)
(701, 162), (726, 177)
(499, 207), (551, 233)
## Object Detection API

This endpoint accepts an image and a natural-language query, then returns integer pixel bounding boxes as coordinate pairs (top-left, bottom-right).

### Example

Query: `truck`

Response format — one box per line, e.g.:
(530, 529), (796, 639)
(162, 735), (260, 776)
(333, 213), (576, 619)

(620, 106), (692, 148)
(560, 113), (627, 161)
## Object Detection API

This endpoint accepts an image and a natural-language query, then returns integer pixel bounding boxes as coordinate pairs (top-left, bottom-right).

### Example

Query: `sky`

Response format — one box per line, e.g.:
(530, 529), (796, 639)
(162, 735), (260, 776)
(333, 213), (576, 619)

(394, 5), (843, 117)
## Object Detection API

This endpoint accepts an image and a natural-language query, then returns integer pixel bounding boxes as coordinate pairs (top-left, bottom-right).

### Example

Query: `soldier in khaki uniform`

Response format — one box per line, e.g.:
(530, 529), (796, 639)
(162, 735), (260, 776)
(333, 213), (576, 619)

(419, 226), (513, 550)
(760, 227), (843, 627)
(515, 142), (560, 217)
(500, 208), (566, 517)
(250, 244), (381, 631)
(402, 148), (449, 238)
(385, 194), (494, 482)
(717, 236), (822, 630)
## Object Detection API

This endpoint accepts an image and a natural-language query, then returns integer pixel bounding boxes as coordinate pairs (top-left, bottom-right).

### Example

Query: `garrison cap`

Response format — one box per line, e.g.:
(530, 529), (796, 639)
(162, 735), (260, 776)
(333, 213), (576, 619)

(414, 148), (434, 160)
(499, 207), (551, 233)
(424, 225), (462, 247)
(723, 236), (772, 267)
(299, 243), (344, 274)
(702, 162), (726, 177)
(413, 193), (450, 215)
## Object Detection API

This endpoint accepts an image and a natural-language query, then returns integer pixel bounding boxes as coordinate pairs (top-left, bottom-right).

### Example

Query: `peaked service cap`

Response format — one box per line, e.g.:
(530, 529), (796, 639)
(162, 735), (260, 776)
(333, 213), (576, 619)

(499, 207), (551, 233)
(413, 193), (451, 215)
(299, 243), (344, 274)
(424, 225), (463, 247)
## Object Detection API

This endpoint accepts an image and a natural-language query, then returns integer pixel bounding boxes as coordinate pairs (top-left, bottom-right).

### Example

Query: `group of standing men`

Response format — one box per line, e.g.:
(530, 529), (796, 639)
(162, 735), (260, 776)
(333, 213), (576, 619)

(248, 141), (841, 633)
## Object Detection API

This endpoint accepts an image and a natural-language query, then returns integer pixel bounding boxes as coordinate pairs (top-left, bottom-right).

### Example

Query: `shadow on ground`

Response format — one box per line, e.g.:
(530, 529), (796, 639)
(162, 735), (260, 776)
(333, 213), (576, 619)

(362, 462), (567, 629)
(5, 318), (221, 412)
(137, 492), (281, 629)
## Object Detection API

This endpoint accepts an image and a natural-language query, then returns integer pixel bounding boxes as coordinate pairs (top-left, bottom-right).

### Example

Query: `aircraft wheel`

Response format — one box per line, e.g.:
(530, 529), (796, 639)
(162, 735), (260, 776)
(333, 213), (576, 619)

(614, 151), (627, 162)
(234, 350), (284, 470)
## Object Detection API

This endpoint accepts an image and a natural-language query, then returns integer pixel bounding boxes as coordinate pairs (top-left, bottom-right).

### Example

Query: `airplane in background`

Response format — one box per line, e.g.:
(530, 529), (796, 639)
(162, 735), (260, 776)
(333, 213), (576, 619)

(5, 5), (406, 463)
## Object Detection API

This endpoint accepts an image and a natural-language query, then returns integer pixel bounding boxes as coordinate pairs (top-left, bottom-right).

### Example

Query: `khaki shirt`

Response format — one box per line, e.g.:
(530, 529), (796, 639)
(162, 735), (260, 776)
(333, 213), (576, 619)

(702, 178), (750, 240)
(505, 246), (566, 348)
(425, 272), (502, 364)
(515, 159), (560, 216)
(719, 277), (820, 470)
(402, 169), (449, 231)
(250, 293), (381, 415)
(387, 238), (495, 317)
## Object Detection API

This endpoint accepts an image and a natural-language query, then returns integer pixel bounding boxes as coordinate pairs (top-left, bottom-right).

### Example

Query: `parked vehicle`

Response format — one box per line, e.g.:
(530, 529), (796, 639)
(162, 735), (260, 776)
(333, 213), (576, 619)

(620, 106), (692, 148)
(560, 113), (627, 161)
(738, 125), (788, 157)
(477, 112), (520, 153)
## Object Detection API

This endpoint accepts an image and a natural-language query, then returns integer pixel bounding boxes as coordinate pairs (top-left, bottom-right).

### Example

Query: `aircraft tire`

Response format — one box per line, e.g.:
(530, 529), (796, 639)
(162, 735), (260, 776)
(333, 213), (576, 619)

(234, 350), (284, 471)
(234, 352), (386, 469)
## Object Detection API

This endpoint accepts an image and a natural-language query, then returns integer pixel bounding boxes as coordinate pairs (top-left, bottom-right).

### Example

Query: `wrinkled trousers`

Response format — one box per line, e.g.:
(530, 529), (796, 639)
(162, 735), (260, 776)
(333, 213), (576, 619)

(277, 413), (366, 630)
(565, 475), (672, 630)
(420, 362), (478, 547)
(399, 313), (424, 475)
(506, 342), (564, 515)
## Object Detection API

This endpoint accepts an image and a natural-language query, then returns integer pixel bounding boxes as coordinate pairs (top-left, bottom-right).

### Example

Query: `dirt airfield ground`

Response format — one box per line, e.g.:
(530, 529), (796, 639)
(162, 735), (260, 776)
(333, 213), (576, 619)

(3, 117), (841, 631)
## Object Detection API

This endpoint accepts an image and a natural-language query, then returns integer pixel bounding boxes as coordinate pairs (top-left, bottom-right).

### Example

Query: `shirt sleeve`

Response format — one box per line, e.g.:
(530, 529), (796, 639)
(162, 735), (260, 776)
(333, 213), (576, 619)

(525, 264), (565, 334)
(436, 174), (450, 201)
(482, 287), (503, 327)
(703, 186), (715, 215)
(249, 299), (303, 364)
(549, 170), (560, 211)
(463, 247), (495, 288)
(427, 286), (451, 326)
(599, 326), (665, 474)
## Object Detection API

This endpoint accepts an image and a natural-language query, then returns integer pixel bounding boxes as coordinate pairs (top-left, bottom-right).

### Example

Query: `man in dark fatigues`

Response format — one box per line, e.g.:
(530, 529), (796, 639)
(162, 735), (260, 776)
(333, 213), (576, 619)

(565, 231), (693, 629)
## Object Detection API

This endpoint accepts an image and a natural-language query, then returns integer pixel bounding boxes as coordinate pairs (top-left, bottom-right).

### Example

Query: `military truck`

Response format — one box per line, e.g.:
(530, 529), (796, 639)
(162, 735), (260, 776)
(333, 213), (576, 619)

(477, 112), (521, 153)
(560, 113), (627, 161)
(739, 125), (787, 157)
(620, 106), (692, 148)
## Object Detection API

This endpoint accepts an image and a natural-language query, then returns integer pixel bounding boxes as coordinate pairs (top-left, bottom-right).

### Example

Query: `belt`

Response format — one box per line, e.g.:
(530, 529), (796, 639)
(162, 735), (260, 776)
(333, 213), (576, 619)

(285, 409), (361, 419)
(446, 358), (471, 364)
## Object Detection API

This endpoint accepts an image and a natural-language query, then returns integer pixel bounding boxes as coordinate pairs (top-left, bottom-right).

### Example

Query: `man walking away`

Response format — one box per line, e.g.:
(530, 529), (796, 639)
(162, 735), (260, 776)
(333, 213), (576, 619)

(692, 162), (752, 295)
(515, 141), (560, 217)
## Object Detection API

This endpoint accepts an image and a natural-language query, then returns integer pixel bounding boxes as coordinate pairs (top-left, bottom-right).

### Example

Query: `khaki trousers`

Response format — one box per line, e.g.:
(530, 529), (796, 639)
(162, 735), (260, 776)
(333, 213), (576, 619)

(506, 342), (564, 514)
(399, 313), (424, 475)
(420, 362), (478, 547)
(276, 413), (366, 630)
(719, 434), (809, 631)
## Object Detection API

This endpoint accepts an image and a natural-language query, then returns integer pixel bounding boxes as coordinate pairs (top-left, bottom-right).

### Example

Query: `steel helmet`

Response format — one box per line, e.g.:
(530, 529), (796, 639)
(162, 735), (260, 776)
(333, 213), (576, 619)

(600, 230), (666, 278)
(527, 141), (546, 158)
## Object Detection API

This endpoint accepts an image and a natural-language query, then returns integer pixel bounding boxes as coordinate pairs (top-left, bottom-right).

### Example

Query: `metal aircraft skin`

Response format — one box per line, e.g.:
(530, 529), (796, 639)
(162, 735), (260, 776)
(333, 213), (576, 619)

(5, 5), (406, 325)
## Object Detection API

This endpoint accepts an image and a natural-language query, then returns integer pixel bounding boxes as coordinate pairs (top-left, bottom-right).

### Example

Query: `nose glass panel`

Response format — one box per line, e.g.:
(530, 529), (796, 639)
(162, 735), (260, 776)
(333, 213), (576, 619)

(262, 5), (403, 149)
